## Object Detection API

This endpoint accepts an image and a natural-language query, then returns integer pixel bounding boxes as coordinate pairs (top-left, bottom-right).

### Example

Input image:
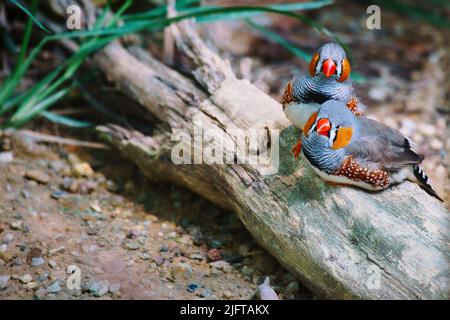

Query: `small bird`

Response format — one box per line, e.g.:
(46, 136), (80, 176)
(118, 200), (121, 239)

(301, 100), (443, 201)
(282, 42), (366, 158)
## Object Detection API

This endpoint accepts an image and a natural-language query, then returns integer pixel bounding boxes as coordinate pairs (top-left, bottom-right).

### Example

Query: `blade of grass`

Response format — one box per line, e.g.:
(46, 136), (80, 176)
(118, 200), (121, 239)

(41, 111), (92, 128)
(8, 0), (51, 33)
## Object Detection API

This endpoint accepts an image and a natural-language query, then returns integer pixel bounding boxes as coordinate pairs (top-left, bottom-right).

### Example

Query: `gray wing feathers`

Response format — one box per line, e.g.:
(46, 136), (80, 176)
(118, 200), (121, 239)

(346, 118), (423, 171)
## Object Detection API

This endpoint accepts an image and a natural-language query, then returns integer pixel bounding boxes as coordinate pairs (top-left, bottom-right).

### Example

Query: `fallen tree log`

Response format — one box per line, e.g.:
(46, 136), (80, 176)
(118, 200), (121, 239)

(92, 21), (449, 299)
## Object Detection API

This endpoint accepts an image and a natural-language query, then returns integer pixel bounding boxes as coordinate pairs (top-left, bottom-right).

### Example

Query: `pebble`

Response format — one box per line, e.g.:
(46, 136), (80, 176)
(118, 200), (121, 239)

(36, 272), (49, 282)
(222, 290), (234, 299)
(46, 281), (62, 293)
(72, 162), (94, 177)
(399, 119), (417, 137)
(171, 262), (193, 278)
(418, 123), (436, 137)
(25, 169), (51, 184)
(159, 244), (169, 252)
(125, 241), (141, 250)
(0, 151), (14, 163)
(430, 138), (443, 150)
(48, 260), (58, 269)
(140, 253), (151, 260)
(199, 288), (214, 298)
(209, 260), (232, 273)
(49, 246), (66, 256)
(27, 281), (38, 289)
(2, 233), (14, 244)
(20, 274), (33, 284)
(10, 220), (23, 230)
(153, 255), (164, 266)
(0, 275), (10, 290)
(34, 288), (47, 300)
(89, 280), (109, 297)
(31, 257), (45, 267)
(186, 282), (200, 293)
(51, 191), (70, 200)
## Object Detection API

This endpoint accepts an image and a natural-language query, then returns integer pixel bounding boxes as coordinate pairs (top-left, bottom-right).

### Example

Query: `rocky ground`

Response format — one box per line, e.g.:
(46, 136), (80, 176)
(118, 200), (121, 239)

(0, 133), (311, 300)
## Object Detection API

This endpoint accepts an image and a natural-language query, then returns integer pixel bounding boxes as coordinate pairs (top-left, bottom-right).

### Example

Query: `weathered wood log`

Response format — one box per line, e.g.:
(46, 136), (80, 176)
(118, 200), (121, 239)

(92, 22), (449, 299)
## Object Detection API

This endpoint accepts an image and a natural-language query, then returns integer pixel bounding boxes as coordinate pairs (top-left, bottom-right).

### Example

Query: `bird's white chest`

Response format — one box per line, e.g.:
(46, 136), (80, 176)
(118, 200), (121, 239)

(283, 102), (320, 129)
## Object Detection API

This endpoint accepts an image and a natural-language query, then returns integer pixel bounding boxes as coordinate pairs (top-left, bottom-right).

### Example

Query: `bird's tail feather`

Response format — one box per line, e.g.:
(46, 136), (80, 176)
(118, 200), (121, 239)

(413, 165), (443, 202)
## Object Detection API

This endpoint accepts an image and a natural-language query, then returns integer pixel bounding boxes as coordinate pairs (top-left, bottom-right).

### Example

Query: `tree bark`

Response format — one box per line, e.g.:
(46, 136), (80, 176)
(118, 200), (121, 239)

(92, 22), (449, 299)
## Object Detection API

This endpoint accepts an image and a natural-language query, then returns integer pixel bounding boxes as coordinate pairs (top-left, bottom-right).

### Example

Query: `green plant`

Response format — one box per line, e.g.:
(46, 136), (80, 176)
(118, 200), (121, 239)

(1, 0), (345, 128)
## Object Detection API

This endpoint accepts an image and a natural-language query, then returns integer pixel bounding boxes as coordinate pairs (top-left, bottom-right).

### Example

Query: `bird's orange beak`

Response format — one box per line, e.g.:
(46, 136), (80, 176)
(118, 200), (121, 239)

(321, 58), (336, 77)
(316, 118), (331, 137)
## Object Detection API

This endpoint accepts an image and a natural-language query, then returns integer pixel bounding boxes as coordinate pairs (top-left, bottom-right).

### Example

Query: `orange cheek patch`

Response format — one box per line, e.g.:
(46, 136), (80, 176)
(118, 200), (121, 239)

(303, 112), (318, 136)
(309, 53), (319, 76)
(332, 127), (353, 149)
(338, 57), (351, 82)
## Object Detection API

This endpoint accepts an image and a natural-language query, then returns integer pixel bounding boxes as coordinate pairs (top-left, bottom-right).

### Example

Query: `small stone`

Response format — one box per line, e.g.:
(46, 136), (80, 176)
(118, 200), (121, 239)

(10, 220), (23, 230)
(159, 245), (169, 252)
(125, 241), (141, 250)
(2, 233), (14, 244)
(0, 151), (14, 163)
(20, 274), (33, 284)
(36, 272), (49, 282)
(31, 257), (45, 267)
(89, 280), (109, 297)
(209, 260), (232, 273)
(171, 262), (193, 278)
(140, 253), (151, 260)
(0, 275), (10, 290)
(222, 290), (233, 299)
(25, 169), (50, 184)
(72, 162), (94, 177)
(27, 281), (38, 289)
(49, 246), (66, 256)
(399, 119), (417, 137)
(34, 288), (47, 300)
(199, 288), (213, 298)
(51, 191), (69, 200)
(46, 281), (62, 293)
(153, 255), (164, 266)
(186, 282), (200, 293)
(418, 123), (436, 137)
(430, 138), (443, 150)
(48, 260), (57, 269)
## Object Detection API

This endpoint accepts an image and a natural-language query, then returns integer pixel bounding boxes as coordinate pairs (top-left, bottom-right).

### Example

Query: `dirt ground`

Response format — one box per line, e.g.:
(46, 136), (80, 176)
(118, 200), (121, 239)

(0, 133), (312, 300)
(0, 1), (448, 300)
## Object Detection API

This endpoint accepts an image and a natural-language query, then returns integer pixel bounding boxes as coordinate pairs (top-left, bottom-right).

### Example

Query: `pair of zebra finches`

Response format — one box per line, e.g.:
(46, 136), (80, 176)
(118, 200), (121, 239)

(282, 43), (442, 202)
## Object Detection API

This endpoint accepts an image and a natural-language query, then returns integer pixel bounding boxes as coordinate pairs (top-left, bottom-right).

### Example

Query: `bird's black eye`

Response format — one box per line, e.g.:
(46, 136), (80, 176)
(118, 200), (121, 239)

(333, 125), (340, 142)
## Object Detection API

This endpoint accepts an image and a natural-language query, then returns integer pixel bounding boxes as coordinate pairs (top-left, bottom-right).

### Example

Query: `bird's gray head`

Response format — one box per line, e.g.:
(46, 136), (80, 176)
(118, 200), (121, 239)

(309, 42), (351, 82)
(304, 100), (359, 155)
